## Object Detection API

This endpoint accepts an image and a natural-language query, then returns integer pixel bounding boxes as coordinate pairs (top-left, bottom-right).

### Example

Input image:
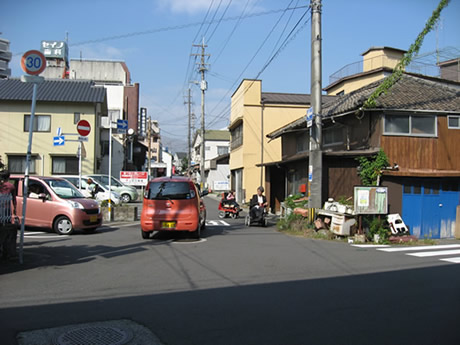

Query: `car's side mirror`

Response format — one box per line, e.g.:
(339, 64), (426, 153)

(38, 193), (47, 200)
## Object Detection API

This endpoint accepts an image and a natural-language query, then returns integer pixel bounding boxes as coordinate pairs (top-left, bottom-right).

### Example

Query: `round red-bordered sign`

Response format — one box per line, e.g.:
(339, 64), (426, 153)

(21, 50), (46, 75)
(77, 120), (91, 136)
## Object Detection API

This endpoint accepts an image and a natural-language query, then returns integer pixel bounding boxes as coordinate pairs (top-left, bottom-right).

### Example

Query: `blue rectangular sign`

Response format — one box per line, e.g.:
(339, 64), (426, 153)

(117, 119), (128, 134)
(53, 135), (65, 146)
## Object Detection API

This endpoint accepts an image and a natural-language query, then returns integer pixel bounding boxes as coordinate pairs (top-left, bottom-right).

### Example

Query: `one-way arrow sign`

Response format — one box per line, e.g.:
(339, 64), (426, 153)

(117, 119), (128, 134)
(53, 135), (65, 146)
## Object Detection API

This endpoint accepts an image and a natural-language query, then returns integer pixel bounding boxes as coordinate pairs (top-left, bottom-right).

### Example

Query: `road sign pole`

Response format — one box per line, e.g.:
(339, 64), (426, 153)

(78, 141), (82, 192)
(19, 81), (39, 264)
(108, 112), (113, 219)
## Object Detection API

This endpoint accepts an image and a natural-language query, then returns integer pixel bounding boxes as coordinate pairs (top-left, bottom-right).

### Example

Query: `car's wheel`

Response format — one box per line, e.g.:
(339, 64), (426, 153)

(54, 216), (74, 235)
(141, 230), (152, 239)
(193, 224), (201, 239)
(231, 212), (237, 219)
(121, 194), (131, 203)
(245, 215), (250, 227)
(218, 211), (225, 219)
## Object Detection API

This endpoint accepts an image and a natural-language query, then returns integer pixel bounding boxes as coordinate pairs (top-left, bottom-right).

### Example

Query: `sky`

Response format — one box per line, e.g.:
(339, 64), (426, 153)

(2, 0), (460, 152)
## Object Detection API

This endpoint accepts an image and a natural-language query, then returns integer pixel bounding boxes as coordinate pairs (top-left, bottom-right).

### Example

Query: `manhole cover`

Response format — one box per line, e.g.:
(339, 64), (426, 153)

(54, 326), (133, 345)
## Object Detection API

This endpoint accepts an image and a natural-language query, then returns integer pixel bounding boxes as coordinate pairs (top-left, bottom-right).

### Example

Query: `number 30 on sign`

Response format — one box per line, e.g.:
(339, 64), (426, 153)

(21, 50), (46, 75)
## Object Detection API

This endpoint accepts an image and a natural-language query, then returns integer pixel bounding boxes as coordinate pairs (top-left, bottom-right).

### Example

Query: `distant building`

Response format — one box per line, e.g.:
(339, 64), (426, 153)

(0, 37), (12, 79)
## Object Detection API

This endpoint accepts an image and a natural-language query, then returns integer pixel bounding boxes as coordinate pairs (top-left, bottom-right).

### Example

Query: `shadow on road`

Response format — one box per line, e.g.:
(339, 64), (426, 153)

(1, 264), (460, 345)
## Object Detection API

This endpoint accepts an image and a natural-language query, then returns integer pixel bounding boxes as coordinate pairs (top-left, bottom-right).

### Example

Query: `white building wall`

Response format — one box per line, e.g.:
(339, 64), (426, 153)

(208, 164), (230, 192)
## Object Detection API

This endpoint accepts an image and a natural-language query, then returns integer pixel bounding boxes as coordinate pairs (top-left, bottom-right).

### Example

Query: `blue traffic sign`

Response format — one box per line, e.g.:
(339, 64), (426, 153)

(53, 135), (65, 146)
(117, 119), (128, 129)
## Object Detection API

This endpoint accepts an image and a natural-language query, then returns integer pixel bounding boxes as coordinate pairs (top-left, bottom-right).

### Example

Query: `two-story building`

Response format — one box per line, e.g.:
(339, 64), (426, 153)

(229, 79), (335, 205)
(265, 46), (460, 238)
(0, 78), (107, 175)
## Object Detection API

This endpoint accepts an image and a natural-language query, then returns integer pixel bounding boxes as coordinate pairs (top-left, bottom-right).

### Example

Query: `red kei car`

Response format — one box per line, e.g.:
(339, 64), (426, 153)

(140, 176), (208, 239)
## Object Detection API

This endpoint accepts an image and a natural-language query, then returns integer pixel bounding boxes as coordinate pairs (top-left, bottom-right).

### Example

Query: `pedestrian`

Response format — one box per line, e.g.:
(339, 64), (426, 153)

(86, 178), (97, 198)
(0, 170), (17, 260)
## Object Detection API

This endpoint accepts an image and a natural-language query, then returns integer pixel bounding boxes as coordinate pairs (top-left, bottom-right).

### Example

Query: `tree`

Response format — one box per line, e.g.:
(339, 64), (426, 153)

(356, 149), (389, 186)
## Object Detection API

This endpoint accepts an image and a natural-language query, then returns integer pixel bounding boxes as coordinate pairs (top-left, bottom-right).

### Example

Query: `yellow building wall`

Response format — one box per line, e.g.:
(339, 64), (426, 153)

(327, 71), (388, 95)
(229, 80), (307, 201)
(0, 101), (98, 176)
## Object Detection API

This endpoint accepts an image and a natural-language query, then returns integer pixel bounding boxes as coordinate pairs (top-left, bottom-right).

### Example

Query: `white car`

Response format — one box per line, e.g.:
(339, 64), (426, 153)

(60, 176), (122, 205)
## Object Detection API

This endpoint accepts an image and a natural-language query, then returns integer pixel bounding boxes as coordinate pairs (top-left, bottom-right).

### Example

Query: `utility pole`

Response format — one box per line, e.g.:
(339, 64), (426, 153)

(192, 38), (210, 188)
(308, 0), (323, 209)
(147, 117), (152, 178)
(185, 87), (193, 171)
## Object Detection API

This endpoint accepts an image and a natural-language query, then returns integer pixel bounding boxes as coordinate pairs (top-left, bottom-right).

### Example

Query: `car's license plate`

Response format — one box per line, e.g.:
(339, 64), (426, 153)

(90, 215), (97, 223)
(161, 221), (176, 229)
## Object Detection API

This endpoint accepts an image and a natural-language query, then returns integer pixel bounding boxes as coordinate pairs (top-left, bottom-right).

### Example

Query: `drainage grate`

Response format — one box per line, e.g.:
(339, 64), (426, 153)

(54, 326), (133, 345)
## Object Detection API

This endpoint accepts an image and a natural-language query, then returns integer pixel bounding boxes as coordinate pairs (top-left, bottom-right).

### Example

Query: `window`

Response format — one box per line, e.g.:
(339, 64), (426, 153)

(323, 126), (344, 146)
(8, 155), (36, 174)
(448, 115), (460, 129)
(384, 114), (436, 137)
(24, 115), (51, 132)
(74, 112), (80, 124)
(231, 124), (243, 150)
(217, 146), (229, 155)
(295, 133), (308, 153)
(52, 157), (78, 174)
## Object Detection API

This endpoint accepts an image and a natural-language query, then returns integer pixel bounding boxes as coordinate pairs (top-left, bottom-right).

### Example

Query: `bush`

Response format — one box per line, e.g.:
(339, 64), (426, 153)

(284, 193), (308, 209)
(366, 216), (390, 242)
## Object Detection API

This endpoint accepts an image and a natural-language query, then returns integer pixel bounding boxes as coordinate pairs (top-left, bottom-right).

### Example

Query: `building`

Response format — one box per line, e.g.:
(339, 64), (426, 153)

(266, 46), (460, 238)
(0, 37), (12, 79)
(192, 129), (230, 190)
(228, 79), (335, 205)
(0, 79), (107, 175)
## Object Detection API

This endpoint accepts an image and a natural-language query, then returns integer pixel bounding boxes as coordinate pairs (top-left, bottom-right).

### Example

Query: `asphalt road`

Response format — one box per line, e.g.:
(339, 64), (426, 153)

(1, 196), (460, 345)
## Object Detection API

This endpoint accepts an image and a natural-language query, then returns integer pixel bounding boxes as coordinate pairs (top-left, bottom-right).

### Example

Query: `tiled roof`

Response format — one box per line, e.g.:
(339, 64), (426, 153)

(267, 73), (460, 140)
(0, 78), (106, 103)
(323, 73), (460, 117)
(262, 92), (336, 105)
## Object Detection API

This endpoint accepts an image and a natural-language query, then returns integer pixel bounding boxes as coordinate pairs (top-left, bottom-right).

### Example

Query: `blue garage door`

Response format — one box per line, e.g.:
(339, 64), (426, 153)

(402, 179), (459, 239)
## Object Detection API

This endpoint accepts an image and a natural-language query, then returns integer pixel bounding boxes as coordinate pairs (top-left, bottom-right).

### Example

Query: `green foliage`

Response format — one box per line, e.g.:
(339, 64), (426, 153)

(366, 216), (390, 243)
(363, 0), (450, 109)
(336, 195), (353, 207)
(356, 149), (389, 186)
(180, 156), (188, 172)
(284, 193), (308, 209)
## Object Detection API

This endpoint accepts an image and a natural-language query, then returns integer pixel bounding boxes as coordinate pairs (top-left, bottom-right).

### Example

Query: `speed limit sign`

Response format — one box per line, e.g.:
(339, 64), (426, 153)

(21, 50), (46, 75)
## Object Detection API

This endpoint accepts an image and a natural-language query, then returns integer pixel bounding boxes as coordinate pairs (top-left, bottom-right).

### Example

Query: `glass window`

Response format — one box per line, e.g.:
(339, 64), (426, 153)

(52, 157), (78, 174)
(24, 115), (51, 132)
(74, 112), (80, 124)
(295, 133), (308, 153)
(403, 185), (411, 194)
(231, 124), (243, 150)
(147, 181), (193, 200)
(8, 155), (36, 174)
(412, 116), (436, 135)
(384, 115), (409, 134)
(44, 178), (84, 199)
(413, 183), (421, 194)
(323, 126), (343, 146)
(217, 146), (229, 155)
(448, 116), (460, 129)
(384, 114), (436, 137)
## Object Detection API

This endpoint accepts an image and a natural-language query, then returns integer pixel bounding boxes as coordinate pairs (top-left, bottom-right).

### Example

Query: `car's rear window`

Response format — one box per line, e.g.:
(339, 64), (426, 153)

(147, 181), (194, 200)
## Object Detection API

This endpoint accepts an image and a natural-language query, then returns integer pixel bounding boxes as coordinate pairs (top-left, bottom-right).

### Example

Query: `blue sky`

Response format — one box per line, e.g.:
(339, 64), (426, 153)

(2, 0), (459, 152)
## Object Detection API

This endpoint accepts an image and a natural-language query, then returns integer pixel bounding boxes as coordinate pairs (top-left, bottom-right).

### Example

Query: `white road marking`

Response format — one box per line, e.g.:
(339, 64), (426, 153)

(351, 244), (390, 248)
(440, 257), (460, 264)
(378, 244), (460, 252)
(206, 220), (230, 226)
(407, 249), (460, 257)
(25, 235), (69, 239)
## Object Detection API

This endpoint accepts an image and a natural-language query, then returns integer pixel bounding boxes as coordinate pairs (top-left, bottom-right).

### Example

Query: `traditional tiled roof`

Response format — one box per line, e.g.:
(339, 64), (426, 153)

(267, 73), (460, 140)
(0, 78), (106, 103)
(323, 73), (460, 117)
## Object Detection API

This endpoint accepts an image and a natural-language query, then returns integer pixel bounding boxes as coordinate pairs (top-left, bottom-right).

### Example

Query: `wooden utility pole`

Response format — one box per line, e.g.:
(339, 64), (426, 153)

(147, 117), (152, 178)
(308, 0), (323, 209)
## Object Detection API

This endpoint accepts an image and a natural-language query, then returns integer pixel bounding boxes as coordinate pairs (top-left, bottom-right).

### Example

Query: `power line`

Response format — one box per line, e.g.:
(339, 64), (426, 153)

(207, 4), (307, 127)
(207, 0), (233, 43)
(207, 8), (311, 128)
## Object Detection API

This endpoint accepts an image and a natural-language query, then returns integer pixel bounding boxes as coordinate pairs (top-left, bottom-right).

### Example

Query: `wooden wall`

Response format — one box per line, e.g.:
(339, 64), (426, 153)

(381, 116), (460, 171)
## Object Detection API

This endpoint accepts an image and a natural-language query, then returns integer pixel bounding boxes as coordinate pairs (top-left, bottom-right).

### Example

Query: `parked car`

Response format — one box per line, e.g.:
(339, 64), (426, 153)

(10, 175), (102, 235)
(87, 174), (138, 203)
(141, 176), (208, 239)
(59, 175), (121, 205)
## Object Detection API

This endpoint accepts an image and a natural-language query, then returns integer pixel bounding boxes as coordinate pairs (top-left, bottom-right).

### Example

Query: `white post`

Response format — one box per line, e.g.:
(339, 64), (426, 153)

(19, 81), (39, 264)
(78, 141), (82, 191)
